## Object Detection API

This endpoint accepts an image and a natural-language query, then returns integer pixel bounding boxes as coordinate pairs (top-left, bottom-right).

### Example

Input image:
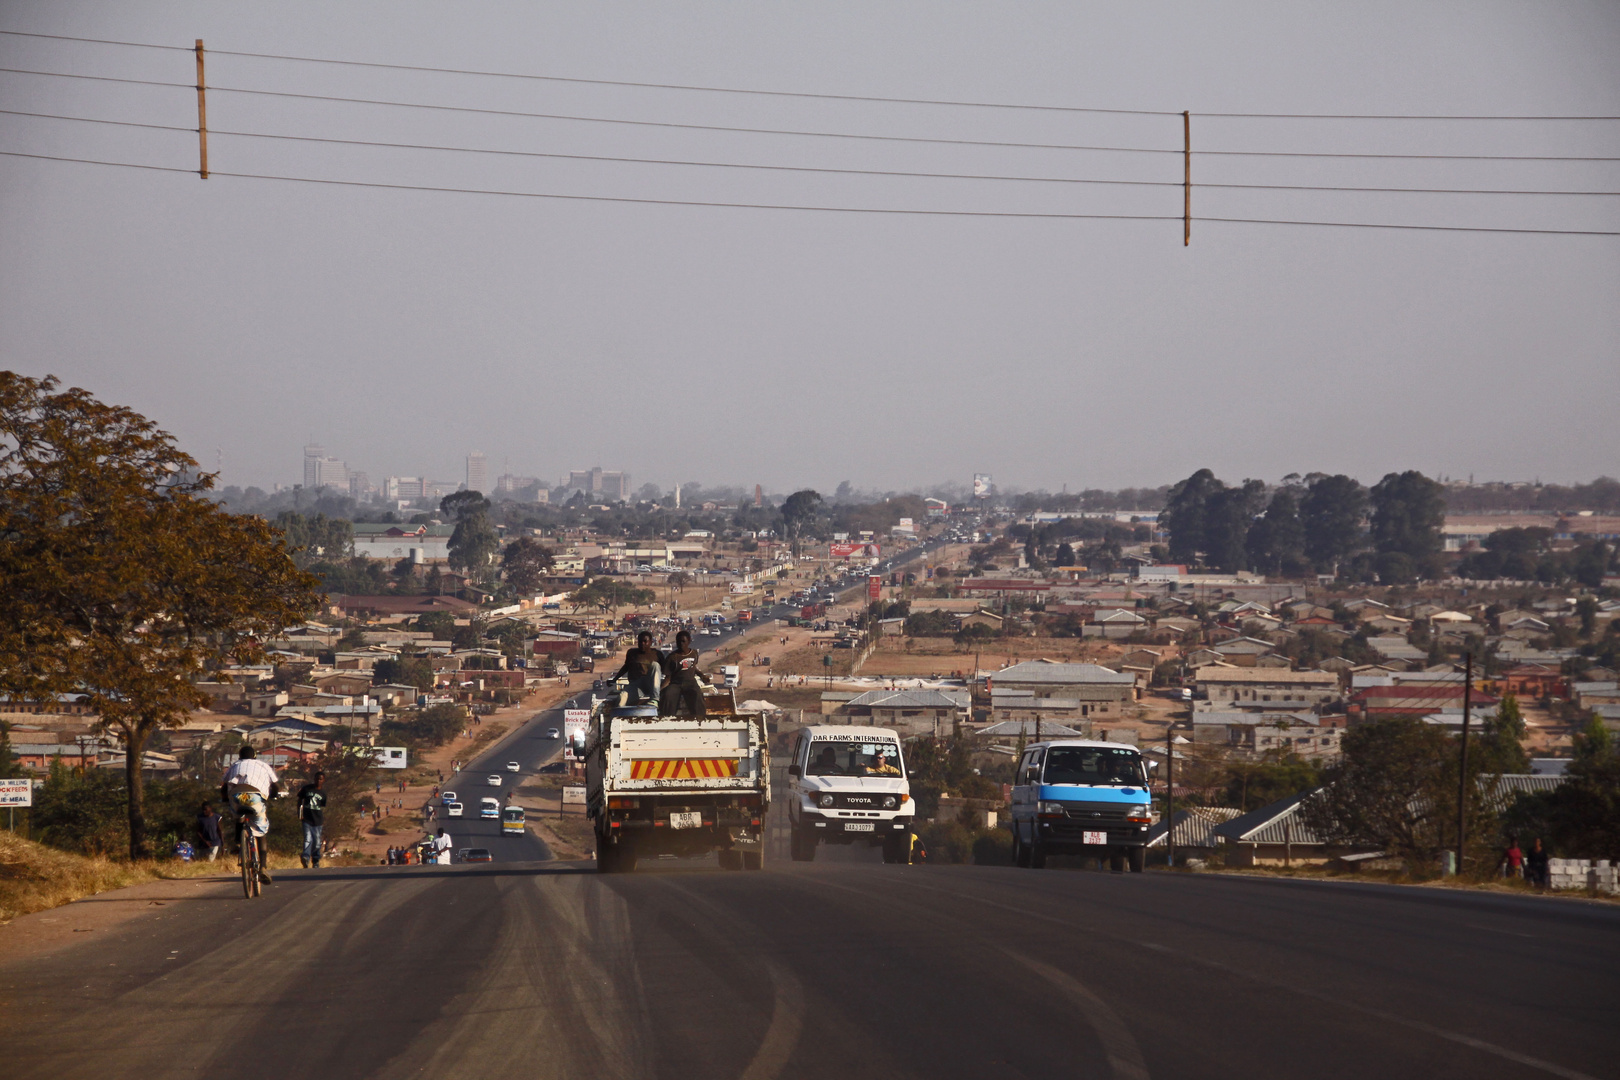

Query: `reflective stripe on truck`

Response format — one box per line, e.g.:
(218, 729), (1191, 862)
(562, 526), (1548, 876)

(628, 758), (740, 780)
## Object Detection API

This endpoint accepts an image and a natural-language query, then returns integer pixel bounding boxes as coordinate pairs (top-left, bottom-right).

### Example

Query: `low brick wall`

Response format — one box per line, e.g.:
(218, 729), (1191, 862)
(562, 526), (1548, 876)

(1547, 857), (1618, 894)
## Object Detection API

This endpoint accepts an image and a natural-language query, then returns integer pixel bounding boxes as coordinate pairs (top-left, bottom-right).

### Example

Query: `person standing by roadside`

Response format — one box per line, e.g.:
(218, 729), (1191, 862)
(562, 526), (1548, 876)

(1504, 837), (1524, 879)
(433, 827), (453, 865)
(298, 771), (327, 868)
(196, 802), (223, 862)
(1526, 837), (1550, 889)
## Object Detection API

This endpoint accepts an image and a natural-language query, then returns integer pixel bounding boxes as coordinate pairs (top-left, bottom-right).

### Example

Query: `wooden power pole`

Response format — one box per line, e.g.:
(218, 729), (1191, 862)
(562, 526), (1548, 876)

(195, 39), (209, 179)
(1182, 110), (1191, 246)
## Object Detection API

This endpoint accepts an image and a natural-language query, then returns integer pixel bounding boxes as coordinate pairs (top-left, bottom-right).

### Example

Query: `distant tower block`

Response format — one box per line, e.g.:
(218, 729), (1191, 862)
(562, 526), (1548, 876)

(466, 451), (488, 493)
(755, 484), (763, 508)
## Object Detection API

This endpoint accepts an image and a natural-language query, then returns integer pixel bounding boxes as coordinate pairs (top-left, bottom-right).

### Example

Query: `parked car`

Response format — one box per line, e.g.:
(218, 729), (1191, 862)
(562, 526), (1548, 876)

(487, 774), (502, 787)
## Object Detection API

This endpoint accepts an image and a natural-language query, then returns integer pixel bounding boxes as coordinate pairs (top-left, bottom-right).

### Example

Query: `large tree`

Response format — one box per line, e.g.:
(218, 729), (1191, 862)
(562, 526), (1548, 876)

(441, 490), (499, 574)
(0, 373), (322, 858)
(499, 537), (555, 594)
(1202, 479), (1266, 572)
(1162, 469), (1222, 565)
(1369, 470), (1447, 578)
(1245, 488), (1307, 576)
(780, 489), (823, 554)
(1299, 473), (1368, 572)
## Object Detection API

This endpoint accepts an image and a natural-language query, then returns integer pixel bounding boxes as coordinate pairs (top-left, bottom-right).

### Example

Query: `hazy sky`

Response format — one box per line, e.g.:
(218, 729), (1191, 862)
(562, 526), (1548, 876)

(2, 2), (1617, 496)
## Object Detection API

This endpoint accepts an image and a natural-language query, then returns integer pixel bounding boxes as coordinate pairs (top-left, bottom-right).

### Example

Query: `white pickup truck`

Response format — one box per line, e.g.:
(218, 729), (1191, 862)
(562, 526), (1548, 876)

(584, 689), (770, 873)
(786, 725), (915, 863)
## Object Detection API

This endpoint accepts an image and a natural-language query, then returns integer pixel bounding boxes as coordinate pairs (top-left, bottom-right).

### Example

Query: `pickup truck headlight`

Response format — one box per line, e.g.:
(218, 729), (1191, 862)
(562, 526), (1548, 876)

(882, 795), (898, 809)
(818, 793), (835, 809)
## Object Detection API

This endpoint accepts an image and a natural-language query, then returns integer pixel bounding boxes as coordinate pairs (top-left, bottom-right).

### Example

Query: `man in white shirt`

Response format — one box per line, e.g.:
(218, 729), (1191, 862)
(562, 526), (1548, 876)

(433, 828), (453, 865)
(221, 745), (281, 884)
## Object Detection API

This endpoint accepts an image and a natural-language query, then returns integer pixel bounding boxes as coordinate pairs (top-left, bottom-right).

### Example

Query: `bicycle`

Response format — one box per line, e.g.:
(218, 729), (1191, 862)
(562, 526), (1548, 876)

(234, 800), (265, 899)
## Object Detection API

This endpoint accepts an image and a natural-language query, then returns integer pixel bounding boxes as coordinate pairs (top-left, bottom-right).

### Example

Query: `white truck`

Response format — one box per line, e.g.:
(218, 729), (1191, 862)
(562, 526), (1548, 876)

(584, 688), (770, 872)
(786, 725), (916, 863)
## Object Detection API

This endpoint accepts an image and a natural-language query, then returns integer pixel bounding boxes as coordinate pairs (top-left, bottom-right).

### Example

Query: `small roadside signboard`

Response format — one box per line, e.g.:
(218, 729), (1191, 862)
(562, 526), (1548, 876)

(0, 777), (33, 807)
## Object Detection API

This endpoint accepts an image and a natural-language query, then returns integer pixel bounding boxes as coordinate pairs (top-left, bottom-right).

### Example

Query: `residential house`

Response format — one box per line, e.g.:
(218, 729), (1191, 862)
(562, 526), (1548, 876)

(1194, 667), (1339, 709)
(1146, 807), (1244, 853)
(1212, 791), (1334, 866)
(828, 689), (970, 736)
(984, 661), (1138, 720)
(1349, 684), (1500, 723)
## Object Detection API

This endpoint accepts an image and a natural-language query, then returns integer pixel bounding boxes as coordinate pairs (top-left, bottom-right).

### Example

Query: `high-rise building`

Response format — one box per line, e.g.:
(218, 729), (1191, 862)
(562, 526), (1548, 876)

(566, 468), (630, 501)
(385, 476), (425, 500)
(302, 443), (349, 491)
(348, 472), (373, 499)
(466, 451), (488, 493)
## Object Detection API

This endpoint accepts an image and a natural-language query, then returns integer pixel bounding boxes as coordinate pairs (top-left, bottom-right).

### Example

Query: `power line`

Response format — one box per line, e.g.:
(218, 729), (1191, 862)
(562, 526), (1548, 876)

(4, 29), (1617, 121)
(0, 66), (191, 90)
(6, 109), (1620, 197)
(4, 64), (1619, 161)
(4, 149), (1616, 234)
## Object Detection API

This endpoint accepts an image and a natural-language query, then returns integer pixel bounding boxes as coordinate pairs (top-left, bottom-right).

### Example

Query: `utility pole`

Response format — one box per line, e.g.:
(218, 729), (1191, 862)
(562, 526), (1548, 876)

(1165, 721), (1175, 868)
(1182, 110), (1191, 246)
(1455, 651), (1474, 875)
(194, 40), (208, 179)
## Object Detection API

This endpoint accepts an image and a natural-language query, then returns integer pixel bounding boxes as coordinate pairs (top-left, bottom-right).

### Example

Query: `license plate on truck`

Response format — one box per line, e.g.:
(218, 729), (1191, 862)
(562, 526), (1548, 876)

(1083, 830), (1107, 845)
(844, 822), (874, 832)
(669, 812), (702, 829)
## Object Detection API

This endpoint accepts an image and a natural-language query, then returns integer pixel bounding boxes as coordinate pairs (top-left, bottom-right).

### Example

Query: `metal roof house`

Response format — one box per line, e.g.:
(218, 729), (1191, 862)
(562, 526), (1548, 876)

(1212, 790), (1332, 866)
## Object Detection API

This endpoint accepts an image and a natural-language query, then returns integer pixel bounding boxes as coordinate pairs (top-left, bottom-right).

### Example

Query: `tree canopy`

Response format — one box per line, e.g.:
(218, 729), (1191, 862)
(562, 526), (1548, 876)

(0, 373), (323, 858)
(500, 537), (555, 595)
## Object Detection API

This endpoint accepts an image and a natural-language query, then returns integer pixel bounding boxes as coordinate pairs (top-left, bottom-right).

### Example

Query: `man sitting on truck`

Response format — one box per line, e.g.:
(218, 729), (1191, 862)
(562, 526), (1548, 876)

(611, 631), (664, 707)
(660, 629), (708, 717)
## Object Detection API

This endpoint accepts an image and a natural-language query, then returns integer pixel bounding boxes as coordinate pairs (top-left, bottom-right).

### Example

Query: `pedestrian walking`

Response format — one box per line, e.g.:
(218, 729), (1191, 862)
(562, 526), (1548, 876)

(196, 802), (223, 862)
(298, 771), (327, 867)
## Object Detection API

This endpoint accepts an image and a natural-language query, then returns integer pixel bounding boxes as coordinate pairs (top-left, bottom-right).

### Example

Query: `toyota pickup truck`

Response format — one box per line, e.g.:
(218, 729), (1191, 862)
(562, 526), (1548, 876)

(786, 725), (915, 863)
(584, 688), (770, 872)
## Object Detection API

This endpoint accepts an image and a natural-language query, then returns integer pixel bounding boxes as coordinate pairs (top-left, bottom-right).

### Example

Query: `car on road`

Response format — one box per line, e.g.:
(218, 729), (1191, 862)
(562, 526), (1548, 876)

(546, 727), (560, 738)
(487, 774), (502, 787)
(480, 797), (501, 819)
(506, 760), (520, 772)
(462, 848), (493, 863)
(538, 761), (566, 774)
(441, 790), (457, 804)
(445, 801), (463, 817)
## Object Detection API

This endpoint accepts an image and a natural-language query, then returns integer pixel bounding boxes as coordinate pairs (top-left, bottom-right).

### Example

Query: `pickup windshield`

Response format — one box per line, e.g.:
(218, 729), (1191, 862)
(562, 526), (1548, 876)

(1043, 747), (1145, 787)
(806, 740), (904, 778)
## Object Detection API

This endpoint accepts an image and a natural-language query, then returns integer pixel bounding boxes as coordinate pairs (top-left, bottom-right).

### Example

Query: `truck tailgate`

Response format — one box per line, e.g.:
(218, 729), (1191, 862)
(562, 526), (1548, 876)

(609, 720), (763, 789)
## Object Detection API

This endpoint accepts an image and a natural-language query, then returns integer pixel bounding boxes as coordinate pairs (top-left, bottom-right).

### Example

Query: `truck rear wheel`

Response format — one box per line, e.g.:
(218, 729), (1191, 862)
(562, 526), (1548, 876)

(1128, 846), (1145, 873)
(596, 839), (617, 874)
(742, 851), (763, 871)
(718, 849), (743, 871)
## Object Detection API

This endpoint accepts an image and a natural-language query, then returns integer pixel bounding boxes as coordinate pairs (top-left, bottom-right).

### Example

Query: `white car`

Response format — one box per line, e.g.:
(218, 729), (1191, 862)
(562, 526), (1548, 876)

(506, 761), (520, 772)
(445, 801), (463, 818)
(546, 727), (559, 739)
(487, 774), (502, 787)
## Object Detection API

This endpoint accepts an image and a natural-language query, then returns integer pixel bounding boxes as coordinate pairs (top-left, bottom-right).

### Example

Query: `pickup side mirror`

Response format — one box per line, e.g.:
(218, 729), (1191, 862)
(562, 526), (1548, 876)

(787, 764), (802, 778)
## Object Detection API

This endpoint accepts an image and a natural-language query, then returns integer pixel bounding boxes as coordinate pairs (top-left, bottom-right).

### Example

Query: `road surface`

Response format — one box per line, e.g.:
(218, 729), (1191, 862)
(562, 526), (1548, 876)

(2, 857), (1614, 1079)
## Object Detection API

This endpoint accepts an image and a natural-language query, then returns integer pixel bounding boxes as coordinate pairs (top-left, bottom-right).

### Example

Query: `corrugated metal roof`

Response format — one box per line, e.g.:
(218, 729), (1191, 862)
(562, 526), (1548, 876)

(1212, 790), (1327, 845)
(991, 661), (1135, 686)
(1147, 807), (1243, 848)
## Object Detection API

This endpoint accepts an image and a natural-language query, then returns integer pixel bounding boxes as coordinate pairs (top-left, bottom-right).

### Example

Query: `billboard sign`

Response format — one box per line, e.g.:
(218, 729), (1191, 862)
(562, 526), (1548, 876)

(830, 542), (881, 559)
(0, 778), (32, 807)
(868, 576), (882, 601)
(973, 473), (993, 499)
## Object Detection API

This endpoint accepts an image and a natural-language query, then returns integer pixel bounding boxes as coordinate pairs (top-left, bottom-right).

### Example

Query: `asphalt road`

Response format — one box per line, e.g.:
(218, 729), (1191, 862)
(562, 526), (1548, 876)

(433, 691), (593, 862)
(3, 859), (1614, 1080)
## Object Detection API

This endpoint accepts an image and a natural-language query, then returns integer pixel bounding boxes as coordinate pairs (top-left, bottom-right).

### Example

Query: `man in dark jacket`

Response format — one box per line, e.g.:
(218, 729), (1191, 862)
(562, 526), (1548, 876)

(196, 802), (223, 863)
(660, 630), (707, 717)
(298, 771), (327, 868)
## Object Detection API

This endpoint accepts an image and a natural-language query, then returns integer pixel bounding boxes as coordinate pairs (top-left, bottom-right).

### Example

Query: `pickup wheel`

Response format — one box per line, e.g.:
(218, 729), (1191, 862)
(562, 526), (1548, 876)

(718, 849), (743, 871)
(790, 827), (816, 862)
(1128, 846), (1146, 873)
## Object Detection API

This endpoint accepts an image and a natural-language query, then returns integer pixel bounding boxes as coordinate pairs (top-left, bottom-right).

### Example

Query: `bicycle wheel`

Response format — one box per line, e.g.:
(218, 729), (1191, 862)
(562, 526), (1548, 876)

(240, 827), (254, 899)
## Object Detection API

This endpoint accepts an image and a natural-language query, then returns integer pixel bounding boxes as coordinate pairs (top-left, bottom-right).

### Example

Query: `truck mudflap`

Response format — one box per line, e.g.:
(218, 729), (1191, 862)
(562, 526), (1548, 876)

(726, 827), (763, 849)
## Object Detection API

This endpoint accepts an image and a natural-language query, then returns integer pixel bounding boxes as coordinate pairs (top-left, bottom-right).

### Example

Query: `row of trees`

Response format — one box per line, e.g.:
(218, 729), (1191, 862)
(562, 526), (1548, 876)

(1455, 526), (1614, 587)
(1162, 469), (1447, 582)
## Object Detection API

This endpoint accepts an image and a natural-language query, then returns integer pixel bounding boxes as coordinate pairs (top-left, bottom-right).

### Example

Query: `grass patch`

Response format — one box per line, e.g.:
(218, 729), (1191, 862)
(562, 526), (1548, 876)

(0, 832), (223, 924)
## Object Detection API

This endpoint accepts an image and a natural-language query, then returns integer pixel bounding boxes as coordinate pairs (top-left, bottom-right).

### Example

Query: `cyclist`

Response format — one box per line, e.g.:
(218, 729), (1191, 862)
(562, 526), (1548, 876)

(221, 744), (280, 884)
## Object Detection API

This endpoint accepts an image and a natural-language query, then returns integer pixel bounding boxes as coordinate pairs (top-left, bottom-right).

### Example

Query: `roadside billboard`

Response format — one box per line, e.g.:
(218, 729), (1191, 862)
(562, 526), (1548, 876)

(0, 778), (33, 807)
(830, 542), (881, 560)
(973, 473), (993, 499)
(868, 576), (882, 601)
(563, 708), (589, 760)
